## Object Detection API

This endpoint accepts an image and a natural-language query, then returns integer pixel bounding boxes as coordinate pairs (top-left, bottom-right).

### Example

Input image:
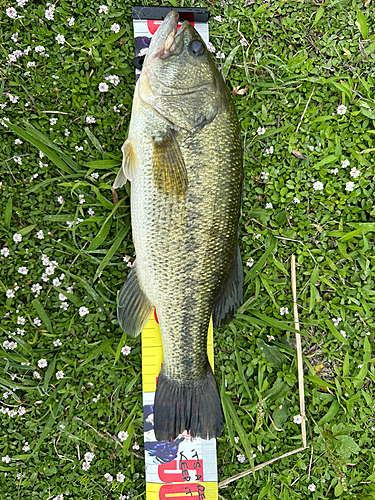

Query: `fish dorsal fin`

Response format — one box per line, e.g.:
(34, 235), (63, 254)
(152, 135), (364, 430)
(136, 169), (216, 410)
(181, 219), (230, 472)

(113, 139), (137, 188)
(152, 128), (187, 197)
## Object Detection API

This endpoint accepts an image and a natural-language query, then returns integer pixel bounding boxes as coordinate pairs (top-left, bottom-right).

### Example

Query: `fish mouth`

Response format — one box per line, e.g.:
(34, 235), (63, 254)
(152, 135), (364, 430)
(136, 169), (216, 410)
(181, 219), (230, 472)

(145, 10), (189, 61)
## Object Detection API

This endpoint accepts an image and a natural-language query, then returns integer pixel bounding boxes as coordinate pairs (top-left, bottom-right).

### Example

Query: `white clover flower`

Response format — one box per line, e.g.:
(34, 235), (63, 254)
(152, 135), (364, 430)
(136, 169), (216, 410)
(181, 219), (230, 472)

(105, 74), (120, 86)
(308, 484), (316, 492)
(340, 330), (347, 338)
(60, 302), (69, 310)
(84, 452), (95, 462)
(6, 289), (16, 298)
(18, 406), (26, 416)
(116, 472), (125, 483)
(214, 15), (222, 22)
(38, 358), (47, 368)
(22, 442), (30, 451)
(17, 0), (28, 6)
(207, 42), (215, 53)
(280, 307), (289, 315)
(265, 146), (274, 155)
(45, 266), (55, 275)
(237, 454), (245, 463)
(58, 293), (67, 301)
(2, 455), (11, 464)
(6, 7), (18, 19)
(52, 278), (61, 287)
(88, 208), (95, 216)
(261, 171), (269, 180)
(257, 126), (266, 135)
(350, 167), (360, 178)
(111, 23), (120, 33)
(67, 17), (75, 26)
(82, 461), (90, 471)
(17, 316), (25, 325)
(78, 194), (85, 204)
(56, 34), (65, 45)
(79, 306), (89, 317)
(11, 32), (19, 42)
(13, 156), (22, 165)
(246, 257), (254, 268)
(341, 159), (350, 168)
(53, 339), (62, 347)
(57, 196), (64, 204)
(64, 129), (70, 136)
(92, 394), (100, 403)
(86, 116), (96, 124)
(75, 145), (83, 152)
(45, 8), (54, 20)
(337, 105), (347, 115)
(333, 317), (342, 327)
(1, 247), (10, 257)
(50, 118), (57, 126)
(56, 370), (64, 380)
(132, 442), (140, 450)
(36, 230), (44, 239)
(313, 181), (324, 192)
(265, 202), (273, 209)
(345, 181), (355, 192)
(98, 82), (109, 92)
(293, 197), (300, 204)
(35, 45), (46, 53)
(118, 431), (128, 442)
(41, 273), (49, 282)
(121, 345), (131, 356)
(216, 51), (225, 59)
(90, 172), (99, 179)
(104, 473), (113, 482)
(99, 5), (108, 14)
(293, 414), (303, 424)
(33, 371), (41, 379)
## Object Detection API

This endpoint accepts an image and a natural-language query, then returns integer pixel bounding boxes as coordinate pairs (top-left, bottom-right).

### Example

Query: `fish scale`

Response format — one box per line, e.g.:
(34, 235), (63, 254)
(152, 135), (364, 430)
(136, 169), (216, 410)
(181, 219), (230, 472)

(114, 10), (243, 441)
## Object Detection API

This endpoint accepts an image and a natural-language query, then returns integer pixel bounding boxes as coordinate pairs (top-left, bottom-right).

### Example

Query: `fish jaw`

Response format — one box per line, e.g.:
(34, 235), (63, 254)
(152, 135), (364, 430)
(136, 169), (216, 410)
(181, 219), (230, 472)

(143, 10), (179, 65)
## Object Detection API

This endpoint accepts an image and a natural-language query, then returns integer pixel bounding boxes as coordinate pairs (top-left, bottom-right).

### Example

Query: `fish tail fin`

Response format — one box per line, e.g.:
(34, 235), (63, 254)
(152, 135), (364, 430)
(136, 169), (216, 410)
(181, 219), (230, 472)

(153, 366), (223, 441)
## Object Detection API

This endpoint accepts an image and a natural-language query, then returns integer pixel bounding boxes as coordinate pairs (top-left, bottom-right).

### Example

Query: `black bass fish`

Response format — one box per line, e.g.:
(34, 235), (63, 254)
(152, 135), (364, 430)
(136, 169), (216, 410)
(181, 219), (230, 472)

(114, 10), (243, 441)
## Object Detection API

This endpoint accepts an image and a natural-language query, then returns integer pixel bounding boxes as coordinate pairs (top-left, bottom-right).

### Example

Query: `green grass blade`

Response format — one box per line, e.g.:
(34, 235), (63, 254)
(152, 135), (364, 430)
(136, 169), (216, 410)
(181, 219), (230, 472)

(94, 224), (129, 281)
(223, 391), (254, 463)
(19, 225), (36, 237)
(113, 332), (127, 366)
(84, 160), (121, 169)
(32, 299), (53, 333)
(87, 197), (126, 252)
(4, 198), (12, 230)
(59, 268), (108, 310)
(78, 337), (115, 369)
(53, 285), (81, 305)
(6, 121), (74, 174)
(43, 356), (56, 392)
(235, 349), (253, 402)
(84, 127), (105, 154)
(220, 374), (235, 446)
(222, 44), (241, 80)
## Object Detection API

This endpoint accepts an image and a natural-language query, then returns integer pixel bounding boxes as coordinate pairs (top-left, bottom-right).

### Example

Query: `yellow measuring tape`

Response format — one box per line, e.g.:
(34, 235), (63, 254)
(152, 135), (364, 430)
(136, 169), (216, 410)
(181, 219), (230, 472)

(142, 313), (218, 499)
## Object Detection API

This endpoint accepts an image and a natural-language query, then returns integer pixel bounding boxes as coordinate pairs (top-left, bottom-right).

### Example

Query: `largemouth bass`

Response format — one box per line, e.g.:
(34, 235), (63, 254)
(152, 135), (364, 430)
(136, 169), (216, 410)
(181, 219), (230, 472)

(114, 10), (243, 441)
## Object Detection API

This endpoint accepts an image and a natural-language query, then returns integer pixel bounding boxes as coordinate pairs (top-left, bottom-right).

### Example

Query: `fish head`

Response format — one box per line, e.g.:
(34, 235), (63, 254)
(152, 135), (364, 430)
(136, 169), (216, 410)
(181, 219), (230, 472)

(139, 10), (225, 133)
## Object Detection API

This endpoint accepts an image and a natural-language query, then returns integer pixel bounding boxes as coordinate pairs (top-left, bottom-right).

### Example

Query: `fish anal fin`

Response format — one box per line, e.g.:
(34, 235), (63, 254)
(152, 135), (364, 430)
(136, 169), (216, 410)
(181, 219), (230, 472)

(152, 128), (187, 197)
(113, 140), (137, 188)
(117, 264), (153, 337)
(212, 244), (244, 329)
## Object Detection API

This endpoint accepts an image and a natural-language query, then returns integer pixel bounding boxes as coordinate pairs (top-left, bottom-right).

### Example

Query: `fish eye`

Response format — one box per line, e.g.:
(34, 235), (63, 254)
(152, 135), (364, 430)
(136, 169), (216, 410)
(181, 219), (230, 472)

(188, 40), (205, 57)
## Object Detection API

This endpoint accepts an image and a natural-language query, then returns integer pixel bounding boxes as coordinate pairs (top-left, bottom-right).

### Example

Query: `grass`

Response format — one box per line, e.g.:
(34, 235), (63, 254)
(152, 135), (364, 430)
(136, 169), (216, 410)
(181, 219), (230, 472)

(1, 0), (375, 498)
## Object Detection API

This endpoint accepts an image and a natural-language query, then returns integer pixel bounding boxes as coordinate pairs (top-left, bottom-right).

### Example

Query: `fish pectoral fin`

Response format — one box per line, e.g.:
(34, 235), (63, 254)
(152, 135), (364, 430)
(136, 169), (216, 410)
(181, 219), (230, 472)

(212, 243), (244, 329)
(152, 128), (187, 197)
(117, 264), (153, 337)
(113, 140), (137, 188)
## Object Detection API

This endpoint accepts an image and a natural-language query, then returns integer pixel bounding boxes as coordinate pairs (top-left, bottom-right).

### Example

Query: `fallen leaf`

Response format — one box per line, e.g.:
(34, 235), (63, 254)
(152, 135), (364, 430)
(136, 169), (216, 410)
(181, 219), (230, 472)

(291, 149), (307, 159)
